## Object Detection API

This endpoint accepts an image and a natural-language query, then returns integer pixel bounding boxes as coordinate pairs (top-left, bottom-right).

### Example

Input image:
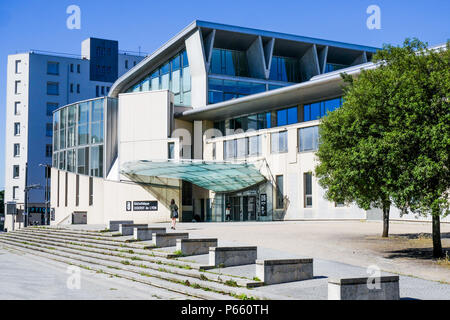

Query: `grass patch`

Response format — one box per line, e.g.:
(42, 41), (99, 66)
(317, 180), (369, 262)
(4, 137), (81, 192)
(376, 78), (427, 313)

(200, 274), (208, 281)
(233, 293), (256, 300)
(173, 250), (185, 257)
(131, 256), (143, 261)
(437, 252), (450, 267)
(120, 260), (130, 265)
(224, 279), (239, 287)
(252, 277), (261, 282)
(99, 229), (110, 233)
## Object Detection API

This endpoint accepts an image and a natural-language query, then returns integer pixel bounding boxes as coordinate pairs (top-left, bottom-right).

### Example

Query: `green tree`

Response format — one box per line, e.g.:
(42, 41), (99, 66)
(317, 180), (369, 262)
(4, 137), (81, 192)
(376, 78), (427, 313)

(315, 39), (449, 256)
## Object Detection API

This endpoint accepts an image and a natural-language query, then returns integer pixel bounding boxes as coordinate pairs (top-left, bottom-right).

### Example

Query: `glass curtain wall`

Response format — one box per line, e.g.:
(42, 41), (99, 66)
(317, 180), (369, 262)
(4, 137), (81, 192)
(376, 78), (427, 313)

(52, 98), (108, 178)
(126, 49), (191, 106)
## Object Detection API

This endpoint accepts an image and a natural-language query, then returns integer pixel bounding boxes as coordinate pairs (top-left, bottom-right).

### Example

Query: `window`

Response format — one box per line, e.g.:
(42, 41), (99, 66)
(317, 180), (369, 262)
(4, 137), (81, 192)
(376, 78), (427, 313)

(96, 85), (99, 97)
(299, 126), (319, 152)
(212, 142), (216, 160)
(91, 100), (104, 144)
(90, 145), (103, 177)
(168, 142), (175, 159)
(208, 78), (266, 104)
(13, 143), (20, 157)
(248, 135), (262, 156)
(236, 138), (248, 158)
(46, 103), (58, 116)
(15, 80), (21, 94)
(76, 175), (80, 206)
(271, 131), (288, 153)
(101, 86), (105, 95)
(125, 60), (129, 69)
(224, 140), (236, 160)
(70, 64), (74, 73)
(78, 102), (89, 145)
(70, 83), (74, 93)
(276, 175), (284, 209)
(89, 177), (93, 206)
(77, 84), (80, 94)
(13, 165), (19, 178)
(47, 82), (59, 95)
(269, 56), (301, 82)
(77, 147), (89, 175)
(210, 48), (249, 77)
(14, 101), (21, 115)
(303, 97), (342, 122)
(13, 186), (19, 200)
(304, 172), (313, 208)
(15, 60), (21, 74)
(133, 61), (137, 67)
(14, 122), (20, 136)
(77, 64), (80, 73)
(46, 144), (52, 158)
(47, 61), (59, 75)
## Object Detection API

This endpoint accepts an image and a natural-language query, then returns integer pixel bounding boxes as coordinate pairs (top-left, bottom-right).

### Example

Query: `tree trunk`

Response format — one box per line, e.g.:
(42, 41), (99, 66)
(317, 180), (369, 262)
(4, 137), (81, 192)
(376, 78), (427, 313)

(382, 204), (390, 238)
(432, 213), (443, 258)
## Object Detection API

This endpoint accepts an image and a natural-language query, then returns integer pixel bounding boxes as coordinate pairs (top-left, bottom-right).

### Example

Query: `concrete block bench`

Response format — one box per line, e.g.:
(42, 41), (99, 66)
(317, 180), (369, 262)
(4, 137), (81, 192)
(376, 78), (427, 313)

(209, 246), (257, 268)
(176, 238), (218, 256)
(133, 227), (166, 241)
(328, 276), (400, 300)
(109, 220), (134, 232)
(256, 258), (313, 285)
(118, 224), (148, 236)
(152, 233), (189, 247)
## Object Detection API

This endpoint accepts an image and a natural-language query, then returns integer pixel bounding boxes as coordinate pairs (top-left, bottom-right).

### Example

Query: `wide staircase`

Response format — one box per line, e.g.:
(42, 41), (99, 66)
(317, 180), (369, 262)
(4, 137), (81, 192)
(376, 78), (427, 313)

(0, 226), (281, 300)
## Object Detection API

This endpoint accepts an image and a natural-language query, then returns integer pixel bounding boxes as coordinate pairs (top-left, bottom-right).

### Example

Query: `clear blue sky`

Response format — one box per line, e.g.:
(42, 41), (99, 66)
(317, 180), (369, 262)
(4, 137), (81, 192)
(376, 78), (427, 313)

(0, 0), (449, 190)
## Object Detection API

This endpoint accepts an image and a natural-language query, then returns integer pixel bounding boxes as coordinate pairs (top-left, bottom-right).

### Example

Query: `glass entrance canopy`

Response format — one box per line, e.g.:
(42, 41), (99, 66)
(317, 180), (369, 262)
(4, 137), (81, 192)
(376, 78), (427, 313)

(121, 159), (266, 192)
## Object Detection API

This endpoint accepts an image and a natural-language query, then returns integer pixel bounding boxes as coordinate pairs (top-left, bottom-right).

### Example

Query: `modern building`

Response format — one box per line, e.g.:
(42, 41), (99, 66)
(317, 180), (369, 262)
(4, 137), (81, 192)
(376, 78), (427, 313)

(47, 21), (449, 227)
(4, 38), (145, 231)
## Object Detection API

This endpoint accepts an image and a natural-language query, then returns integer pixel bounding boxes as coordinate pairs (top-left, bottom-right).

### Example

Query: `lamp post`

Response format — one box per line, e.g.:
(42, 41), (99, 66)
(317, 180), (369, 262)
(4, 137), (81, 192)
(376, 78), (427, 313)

(39, 164), (51, 225)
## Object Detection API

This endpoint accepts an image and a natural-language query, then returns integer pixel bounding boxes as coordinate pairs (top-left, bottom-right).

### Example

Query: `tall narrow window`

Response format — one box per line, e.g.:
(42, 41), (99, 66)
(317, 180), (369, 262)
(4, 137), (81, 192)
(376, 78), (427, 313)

(65, 172), (68, 207)
(15, 60), (21, 74)
(57, 170), (60, 207)
(304, 172), (313, 208)
(76, 175), (80, 207)
(13, 165), (19, 178)
(13, 186), (19, 200)
(13, 143), (20, 157)
(15, 80), (21, 94)
(271, 131), (288, 153)
(45, 144), (53, 158)
(168, 142), (175, 159)
(299, 126), (319, 152)
(76, 84), (80, 93)
(77, 64), (81, 73)
(14, 101), (21, 115)
(276, 175), (284, 209)
(212, 142), (216, 160)
(14, 122), (20, 136)
(70, 64), (74, 73)
(89, 177), (93, 206)
(47, 82), (59, 95)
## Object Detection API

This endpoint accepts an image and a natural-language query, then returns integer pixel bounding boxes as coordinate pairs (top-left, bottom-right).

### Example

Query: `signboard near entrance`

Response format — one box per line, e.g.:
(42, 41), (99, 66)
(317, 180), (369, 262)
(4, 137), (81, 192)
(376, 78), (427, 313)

(260, 194), (267, 216)
(126, 201), (158, 212)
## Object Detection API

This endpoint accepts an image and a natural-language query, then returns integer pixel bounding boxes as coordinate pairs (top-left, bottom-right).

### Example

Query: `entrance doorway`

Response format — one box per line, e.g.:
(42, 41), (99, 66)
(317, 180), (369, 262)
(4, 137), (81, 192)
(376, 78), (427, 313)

(228, 195), (256, 222)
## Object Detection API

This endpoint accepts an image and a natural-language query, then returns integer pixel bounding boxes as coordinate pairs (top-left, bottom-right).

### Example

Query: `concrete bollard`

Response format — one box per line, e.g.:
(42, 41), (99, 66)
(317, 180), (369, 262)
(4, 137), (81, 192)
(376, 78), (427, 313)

(152, 233), (189, 247)
(118, 224), (148, 236)
(133, 227), (166, 241)
(176, 238), (218, 256)
(255, 259), (314, 285)
(109, 220), (134, 232)
(209, 246), (257, 267)
(328, 276), (400, 300)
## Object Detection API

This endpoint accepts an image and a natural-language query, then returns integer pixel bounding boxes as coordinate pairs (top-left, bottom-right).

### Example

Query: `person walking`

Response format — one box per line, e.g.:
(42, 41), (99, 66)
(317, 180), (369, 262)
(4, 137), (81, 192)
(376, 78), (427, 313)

(170, 199), (179, 230)
(225, 203), (231, 222)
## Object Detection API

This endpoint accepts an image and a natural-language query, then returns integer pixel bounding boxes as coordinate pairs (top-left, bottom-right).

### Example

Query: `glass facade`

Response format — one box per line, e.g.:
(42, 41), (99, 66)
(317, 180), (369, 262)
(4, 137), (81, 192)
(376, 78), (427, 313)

(223, 135), (262, 160)
(208, 78), (266, 104)
(214, 97), (342, 137)
(324, 63), (349, 73)
(126, 49), (191, 106)
(209, 48), (249, 77)
(52, 97), (111, 178)
(299, 126), (319, 152)
(269, 56), (301, 83)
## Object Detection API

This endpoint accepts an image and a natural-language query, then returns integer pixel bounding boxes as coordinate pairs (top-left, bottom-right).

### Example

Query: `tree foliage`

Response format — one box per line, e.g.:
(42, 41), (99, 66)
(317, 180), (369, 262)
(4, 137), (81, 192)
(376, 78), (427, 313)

(315, 39), (449, 252)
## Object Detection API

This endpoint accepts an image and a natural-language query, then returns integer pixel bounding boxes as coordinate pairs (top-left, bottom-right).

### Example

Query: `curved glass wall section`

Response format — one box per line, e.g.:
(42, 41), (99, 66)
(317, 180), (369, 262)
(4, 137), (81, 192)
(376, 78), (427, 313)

(208, 78), (268, 104)
(52, 97), (116, 178)
(126, 49), (191, 106)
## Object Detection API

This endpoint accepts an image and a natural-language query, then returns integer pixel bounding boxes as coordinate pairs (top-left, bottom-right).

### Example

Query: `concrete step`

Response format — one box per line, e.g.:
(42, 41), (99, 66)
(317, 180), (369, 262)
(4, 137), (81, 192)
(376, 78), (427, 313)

(1, 232), (259, 288)
(0, 234), (278, 299)
(13, 229), (151, 249)
(29, 226), (113, 237)
(18, 228), (131, 243)
(9, 229), (173, 259)
(0, 238), (229, 300)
